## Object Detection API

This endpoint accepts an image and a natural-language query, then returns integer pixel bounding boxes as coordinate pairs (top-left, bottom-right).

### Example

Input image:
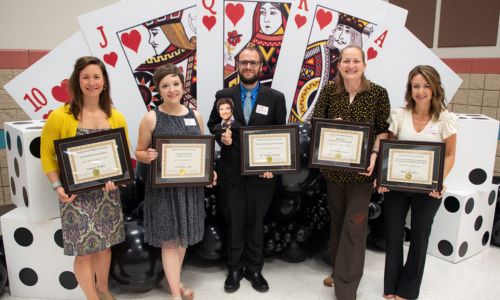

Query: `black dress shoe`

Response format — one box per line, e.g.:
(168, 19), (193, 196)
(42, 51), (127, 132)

(244, 271), (269, 292)
(224, 270), (243, 292)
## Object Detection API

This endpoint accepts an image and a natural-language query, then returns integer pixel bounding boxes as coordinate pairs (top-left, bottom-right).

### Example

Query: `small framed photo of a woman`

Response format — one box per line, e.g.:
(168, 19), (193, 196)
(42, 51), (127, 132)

(377, 140), (446, 193)
(151, 135), (215, 187)
(240, 125), (300, 175)
(309, 118), (374, 172)
(54, 128), (133, 194)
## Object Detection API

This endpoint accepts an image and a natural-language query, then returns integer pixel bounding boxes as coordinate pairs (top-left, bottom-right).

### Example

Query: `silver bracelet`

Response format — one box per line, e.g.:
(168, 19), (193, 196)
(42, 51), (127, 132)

(51, 181), (62, 191)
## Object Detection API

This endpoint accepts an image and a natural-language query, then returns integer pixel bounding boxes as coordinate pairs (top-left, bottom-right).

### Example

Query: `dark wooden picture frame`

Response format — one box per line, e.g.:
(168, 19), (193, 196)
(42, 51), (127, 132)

(240, 125), (300, 175)
(309, 118), (374, 172)
(54, 128), (133, 194)
(377, 139), (446, 193)
(151, 135), (214, 187)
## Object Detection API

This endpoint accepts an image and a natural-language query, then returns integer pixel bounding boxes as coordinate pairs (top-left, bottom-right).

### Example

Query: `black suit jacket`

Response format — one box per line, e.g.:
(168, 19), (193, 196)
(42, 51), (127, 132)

(207, 84), (287, 183)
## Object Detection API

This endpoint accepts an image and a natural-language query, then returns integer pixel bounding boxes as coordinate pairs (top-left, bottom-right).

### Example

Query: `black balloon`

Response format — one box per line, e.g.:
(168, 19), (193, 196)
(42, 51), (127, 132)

(269, 192), (304, 222)
(119, 173), (146, 214)
(110, 215), (163, 292)
(276, 123), (320, 194)
(368, 202), (382, 220)
(281, 241), (307, 263)
(491, 217), (500, 247)
(195, 222), (225, 260)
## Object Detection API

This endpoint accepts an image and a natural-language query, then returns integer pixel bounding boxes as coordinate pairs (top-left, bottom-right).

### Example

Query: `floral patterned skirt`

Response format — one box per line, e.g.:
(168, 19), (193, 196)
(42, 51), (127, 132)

(60, 189), (125, 256)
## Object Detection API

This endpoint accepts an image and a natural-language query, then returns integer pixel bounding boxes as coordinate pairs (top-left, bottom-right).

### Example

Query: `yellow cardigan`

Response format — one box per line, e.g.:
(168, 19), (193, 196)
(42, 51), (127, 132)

(41, 104), (130, 174)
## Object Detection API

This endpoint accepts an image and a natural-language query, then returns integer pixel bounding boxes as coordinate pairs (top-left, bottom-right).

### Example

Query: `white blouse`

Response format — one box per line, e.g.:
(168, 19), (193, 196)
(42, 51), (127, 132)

(388, 108), (458, 142)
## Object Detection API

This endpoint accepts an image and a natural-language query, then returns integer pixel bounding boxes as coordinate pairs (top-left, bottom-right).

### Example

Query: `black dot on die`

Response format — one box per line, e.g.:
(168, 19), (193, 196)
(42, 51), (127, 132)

(59, 271), (78, 290)
(474, 216), (483, 231)
(438, 240), (453, 256)
(19, 268), (38, 286)
(10, 177), (16, 195)
(23, 187), (29, 207)
(29, 137), (41, 159)
(465, 198), (474, 214)
(25, 126), (43, 130)
(458, 242), (468, 257)
(14, 227), (33, 247)
(12, 121), (33, 125)
(444, 196), (460, 213)
(469, 169), (487, 185)
(54, 229), (64, 248)
(488, 190), (496, 206)
(6, 131), (11, 150)
(16, 136), (23, 157)
(483, 231), (490, 246)
(14, 158), (20, 177)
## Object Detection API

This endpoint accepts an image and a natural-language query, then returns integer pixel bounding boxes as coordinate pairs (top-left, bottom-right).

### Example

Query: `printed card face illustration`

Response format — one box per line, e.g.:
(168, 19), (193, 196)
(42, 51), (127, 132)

(365, 14), (462, 108)
(272, 0), (407, 122)
(4, 32), (92, 120)
(197, 0), (293, 119)
(78, 0), (196, 149)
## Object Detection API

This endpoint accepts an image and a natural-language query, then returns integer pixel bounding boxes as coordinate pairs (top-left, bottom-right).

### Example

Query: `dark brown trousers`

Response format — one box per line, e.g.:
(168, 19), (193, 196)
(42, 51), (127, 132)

(327, 181), (373, 300)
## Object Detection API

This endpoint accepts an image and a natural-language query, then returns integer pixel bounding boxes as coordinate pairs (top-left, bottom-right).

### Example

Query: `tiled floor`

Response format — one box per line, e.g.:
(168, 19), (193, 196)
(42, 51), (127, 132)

(2, 245), (500, 299)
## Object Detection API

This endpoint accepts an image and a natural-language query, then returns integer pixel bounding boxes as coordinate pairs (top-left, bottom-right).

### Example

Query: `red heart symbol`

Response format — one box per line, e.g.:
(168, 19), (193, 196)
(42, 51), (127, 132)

(226, 3), (244, 26)
(202, 15), (216, 31)
(51, 79), (71, 103)
(367, 47), (378, 60)
(295, 14), (307, 29)
(121, 29), (141, 53)
(43, 110), (53, 119)
(103, 52), (118, 67)
(316, 9), (332, 30)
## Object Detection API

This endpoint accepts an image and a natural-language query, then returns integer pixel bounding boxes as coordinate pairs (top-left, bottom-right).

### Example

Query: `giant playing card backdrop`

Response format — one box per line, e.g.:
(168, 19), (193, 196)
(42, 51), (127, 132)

(272, 0), (407, 122)
(78, 0), (196, 149)
(4, 32), (92, 121)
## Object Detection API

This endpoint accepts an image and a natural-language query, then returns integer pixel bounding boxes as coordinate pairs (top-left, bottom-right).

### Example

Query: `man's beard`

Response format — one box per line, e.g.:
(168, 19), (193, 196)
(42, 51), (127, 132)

(239, 72), (260, 85)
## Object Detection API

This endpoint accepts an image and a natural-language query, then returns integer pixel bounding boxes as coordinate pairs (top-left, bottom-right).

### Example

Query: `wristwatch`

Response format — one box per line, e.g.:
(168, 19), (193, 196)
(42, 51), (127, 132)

(51, 181), (62, 191)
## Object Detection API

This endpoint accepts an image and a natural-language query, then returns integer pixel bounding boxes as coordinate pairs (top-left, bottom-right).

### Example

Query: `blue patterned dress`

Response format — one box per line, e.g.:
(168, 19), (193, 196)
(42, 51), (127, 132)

(143, 108), (205, 248)
(60, 128), (125, 256)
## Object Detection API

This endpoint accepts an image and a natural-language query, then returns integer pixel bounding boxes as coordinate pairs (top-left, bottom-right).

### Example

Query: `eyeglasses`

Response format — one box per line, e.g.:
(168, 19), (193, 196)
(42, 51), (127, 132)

(237, 60), (261, 67)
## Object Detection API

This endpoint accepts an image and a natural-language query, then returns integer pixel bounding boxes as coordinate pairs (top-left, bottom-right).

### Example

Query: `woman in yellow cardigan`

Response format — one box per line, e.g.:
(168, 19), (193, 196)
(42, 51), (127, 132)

(41, 56), (128, 300)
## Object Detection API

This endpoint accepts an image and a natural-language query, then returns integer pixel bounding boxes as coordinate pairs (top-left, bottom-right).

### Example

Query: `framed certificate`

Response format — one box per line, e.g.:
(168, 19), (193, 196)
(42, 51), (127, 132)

(54, 128), (133, 194)
(240, 125), (300, 175)
(151, 135), (215, 187)
(309, 118), (374, 172)
(377, 140), (446, 193)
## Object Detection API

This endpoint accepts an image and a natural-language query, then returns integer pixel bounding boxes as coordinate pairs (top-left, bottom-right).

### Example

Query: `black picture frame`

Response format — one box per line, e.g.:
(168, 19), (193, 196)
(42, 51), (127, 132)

(151, 135), (215, 187)
(54, 128), (133, 194)
(240, 125), (300, 175)
(309, 118), (374, 172)
(377, 140), (446, 193)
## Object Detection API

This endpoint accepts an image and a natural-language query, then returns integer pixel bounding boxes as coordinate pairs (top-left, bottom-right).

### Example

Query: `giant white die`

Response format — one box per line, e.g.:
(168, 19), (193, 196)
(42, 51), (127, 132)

(427, 185), (498, 263)
(446, 114), (499, 192)
(0, 207), (84, 299)
(4, 120), (60, 221)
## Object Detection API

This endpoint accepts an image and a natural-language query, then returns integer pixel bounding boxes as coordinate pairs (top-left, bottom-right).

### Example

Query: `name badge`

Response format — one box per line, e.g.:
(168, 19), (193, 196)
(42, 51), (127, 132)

(256, 104), (269, 115)
(424, 125), (438, 135)
(184, 118), (197, 126)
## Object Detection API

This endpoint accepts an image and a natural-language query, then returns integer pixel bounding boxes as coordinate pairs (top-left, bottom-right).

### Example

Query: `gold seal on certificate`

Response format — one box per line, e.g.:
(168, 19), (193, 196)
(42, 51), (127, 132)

(54, 128), (133, 194)
(310, 118), (374, 172)
(151, 135), (215, 187)
(377, 140), (445, 193)
(240, 125), (300, 175)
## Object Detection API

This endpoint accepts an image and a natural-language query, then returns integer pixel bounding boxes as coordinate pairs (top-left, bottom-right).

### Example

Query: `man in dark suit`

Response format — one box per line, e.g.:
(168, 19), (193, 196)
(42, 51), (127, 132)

(207, 46), (286, 293)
